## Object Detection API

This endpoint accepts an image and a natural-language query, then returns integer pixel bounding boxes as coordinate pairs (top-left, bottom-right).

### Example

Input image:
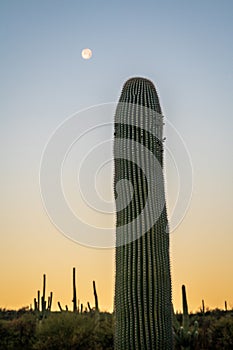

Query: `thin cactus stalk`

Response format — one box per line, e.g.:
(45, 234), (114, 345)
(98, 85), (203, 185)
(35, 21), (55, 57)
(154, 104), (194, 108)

(37, 290), (40, 311)
(41, 296), (46, 313)
(201, 299), (205, 314)
(93, 280), (99, 312)
(173, 284), (198, 349)
(58, 301), (63, 312)
(42, 274), (46, 312)
(50, 291), (53, 310)
(72, 267), (77, 312)
(87, 302), (92, 312)
(47, 291), (53, 311)
(47, 296), (51, 310)
(182, 285), (189, 329)
(34, 298), (37, 311)
(225, 300), (227, 311)
(114, 77), (173, 349)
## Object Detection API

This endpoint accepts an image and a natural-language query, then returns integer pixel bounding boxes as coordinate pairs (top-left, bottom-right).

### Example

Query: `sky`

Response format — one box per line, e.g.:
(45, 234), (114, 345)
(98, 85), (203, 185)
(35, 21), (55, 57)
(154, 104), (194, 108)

(0, 0), (233, 313)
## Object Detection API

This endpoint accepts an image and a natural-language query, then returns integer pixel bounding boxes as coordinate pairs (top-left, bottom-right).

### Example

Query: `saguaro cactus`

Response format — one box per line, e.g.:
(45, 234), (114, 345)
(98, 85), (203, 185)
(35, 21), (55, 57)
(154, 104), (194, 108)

(173, 285), (198, 349)
(72, 267), (77, 312)
(41, 273), (46, 312)
(93, 280), (99, 312)
(114, 77), (173, 349)
(33, 273), (52, 313)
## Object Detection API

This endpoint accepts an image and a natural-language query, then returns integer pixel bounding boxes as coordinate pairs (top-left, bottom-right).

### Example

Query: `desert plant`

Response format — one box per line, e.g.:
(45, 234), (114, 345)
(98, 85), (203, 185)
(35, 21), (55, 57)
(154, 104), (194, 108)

(208, 315), (233, 349)
(114, 77), (173, 349)
(72, 267), (77, 312)
(93, 280), (99, 312)
(0, 313), (36, 350)
(33, 274), (52, 315)
(33, 312), (113, 350)
(173, 285), (198, 350)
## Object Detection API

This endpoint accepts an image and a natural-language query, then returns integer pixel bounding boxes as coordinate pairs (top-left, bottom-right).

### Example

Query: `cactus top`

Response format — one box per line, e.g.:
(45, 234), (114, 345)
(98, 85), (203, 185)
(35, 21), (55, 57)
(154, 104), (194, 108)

(119, 77), (162, 114)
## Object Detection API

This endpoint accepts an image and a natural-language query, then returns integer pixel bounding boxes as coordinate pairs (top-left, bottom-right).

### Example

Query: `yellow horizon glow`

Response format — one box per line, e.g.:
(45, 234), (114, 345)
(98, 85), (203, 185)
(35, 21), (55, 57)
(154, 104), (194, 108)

(1, 220), (233, 313)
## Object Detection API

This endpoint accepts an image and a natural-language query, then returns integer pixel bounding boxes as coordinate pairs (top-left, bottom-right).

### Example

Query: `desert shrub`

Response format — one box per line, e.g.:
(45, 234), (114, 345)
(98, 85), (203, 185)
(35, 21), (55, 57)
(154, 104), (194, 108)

(72, 312), (113, 350)
(33, 312), (113, 350)
(33, 312), (78, 350)
(0, 320), (9, 349)
(1, 308), (231, 349)
(208, 315), (233, 349)
(0, 313), (36, 350)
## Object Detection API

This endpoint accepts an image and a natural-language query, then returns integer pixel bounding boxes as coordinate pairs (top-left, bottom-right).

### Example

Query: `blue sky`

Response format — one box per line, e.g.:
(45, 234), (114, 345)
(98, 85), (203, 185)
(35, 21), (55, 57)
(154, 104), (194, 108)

(0, 0), (233, 311)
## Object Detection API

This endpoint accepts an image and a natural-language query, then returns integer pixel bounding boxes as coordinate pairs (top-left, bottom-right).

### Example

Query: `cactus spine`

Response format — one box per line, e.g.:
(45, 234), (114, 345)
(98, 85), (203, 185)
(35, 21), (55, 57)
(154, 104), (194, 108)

(114, 78), (173, 349)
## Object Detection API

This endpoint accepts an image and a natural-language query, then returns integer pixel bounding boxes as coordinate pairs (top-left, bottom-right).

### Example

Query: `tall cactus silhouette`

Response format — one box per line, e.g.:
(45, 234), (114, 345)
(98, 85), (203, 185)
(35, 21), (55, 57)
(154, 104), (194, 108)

(114, 77), (173, 349)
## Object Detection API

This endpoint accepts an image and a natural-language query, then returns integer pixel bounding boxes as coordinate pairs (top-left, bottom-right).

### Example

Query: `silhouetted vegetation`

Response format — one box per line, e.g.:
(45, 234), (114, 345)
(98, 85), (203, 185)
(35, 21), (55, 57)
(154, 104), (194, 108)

(172, 284), (233, 349)
(1, 271), (232, 349)
(0, 310), (113, 350)
(0, 308), (233, 349)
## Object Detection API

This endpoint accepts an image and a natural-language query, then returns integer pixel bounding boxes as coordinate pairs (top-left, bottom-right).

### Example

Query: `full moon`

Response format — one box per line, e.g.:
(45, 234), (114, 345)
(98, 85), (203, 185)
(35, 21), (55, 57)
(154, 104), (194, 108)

(81, 48), (92, 60)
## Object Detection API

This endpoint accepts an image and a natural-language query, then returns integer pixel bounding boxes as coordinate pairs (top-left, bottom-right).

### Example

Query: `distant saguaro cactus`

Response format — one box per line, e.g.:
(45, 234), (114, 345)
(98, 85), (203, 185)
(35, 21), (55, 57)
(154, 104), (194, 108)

(114, 77), (173, 349)
(41, 274), (46, 312)
(173, 285), (198, 349)
(33, 273), (53, 314)
(93, 280), (99, 312)
(72, 267), (77, 312)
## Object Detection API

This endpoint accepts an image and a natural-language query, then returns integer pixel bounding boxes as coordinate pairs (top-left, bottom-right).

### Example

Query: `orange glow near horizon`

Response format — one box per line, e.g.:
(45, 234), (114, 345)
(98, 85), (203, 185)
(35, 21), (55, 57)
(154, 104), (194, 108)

(1, 205), (233, 314)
